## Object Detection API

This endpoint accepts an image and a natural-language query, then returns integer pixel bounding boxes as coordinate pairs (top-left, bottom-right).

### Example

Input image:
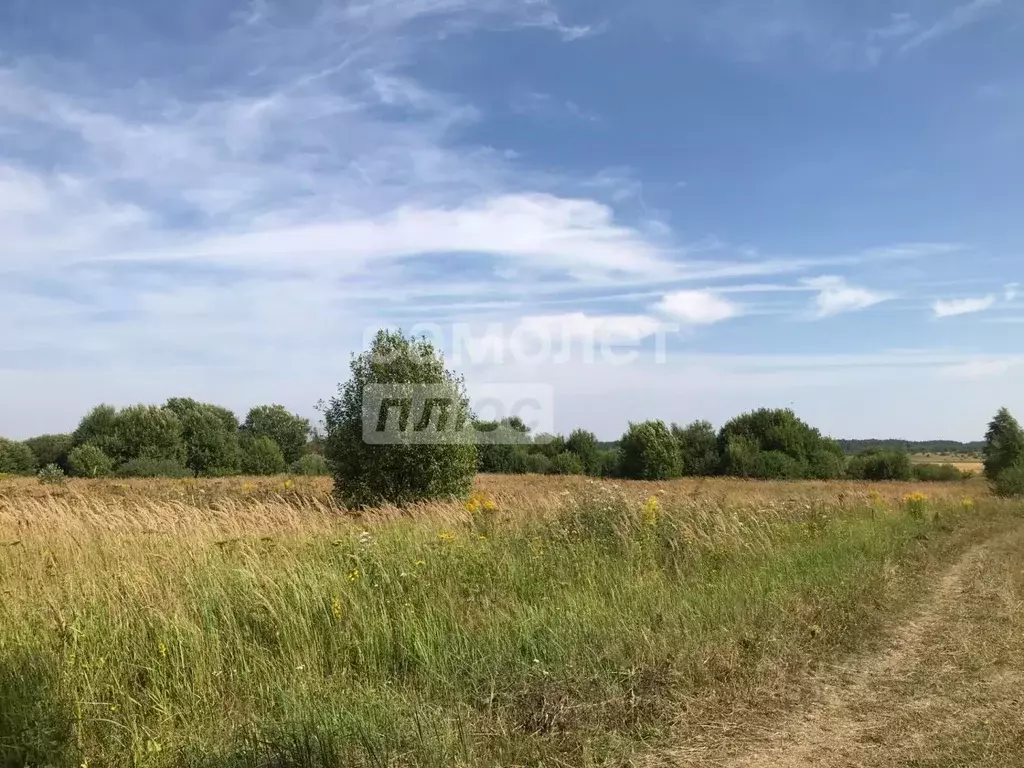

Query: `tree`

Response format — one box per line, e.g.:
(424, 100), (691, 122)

(475, 419), (531, 474)
(240, 436), (287, 476)
(531, 434), (567, 460)
(165, 398), (241, 476)
(565, 429), (601, 476)
(549, 451), (586, 476)
(983, 408), (1024, 481)
(112, 405), (186, 465)
(67, 445), (113, 478)
(242, 405), (311, 465)
(23, 434), (74, 473)
(72, 404), (120, 457)
(0, 439), (37, 475)
(618, 421), (682, 480)
(323, 330), (477, 508)
(672, 420), (720, 477)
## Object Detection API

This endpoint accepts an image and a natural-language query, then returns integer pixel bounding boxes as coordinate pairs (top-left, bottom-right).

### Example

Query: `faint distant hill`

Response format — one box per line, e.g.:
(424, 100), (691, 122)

(837, 439), (985, 456)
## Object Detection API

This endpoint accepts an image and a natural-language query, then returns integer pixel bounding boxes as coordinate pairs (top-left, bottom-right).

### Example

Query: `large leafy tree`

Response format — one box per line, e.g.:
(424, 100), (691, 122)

(165, 398), (242, 476)
(323, 330), (477, 508)
(983, 407), (1024, 481)
(618, 421), (682, 480)
(242, 405), (310, 465)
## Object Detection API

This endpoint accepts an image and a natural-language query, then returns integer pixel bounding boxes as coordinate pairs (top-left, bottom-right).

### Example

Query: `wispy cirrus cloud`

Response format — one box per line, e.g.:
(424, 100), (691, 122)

(655, 290), (741, 325)
(803, 276), (893, 318)
(933, 295), (997, 317)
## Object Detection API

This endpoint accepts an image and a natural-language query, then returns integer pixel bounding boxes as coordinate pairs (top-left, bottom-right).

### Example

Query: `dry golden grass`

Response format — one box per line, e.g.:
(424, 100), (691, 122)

(0, 473), (1017, 767)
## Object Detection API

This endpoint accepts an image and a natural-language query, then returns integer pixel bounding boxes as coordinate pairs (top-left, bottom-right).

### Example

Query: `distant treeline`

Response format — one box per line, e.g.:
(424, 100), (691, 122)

(836, 439), (984, 456)
(0, 399), (977, 485)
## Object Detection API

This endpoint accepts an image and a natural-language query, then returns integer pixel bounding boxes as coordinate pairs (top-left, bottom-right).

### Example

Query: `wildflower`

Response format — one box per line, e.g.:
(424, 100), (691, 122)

(642, 496), (661, 526)
(347, 568), (361, 582)
(464, 491), (497, 514)
(414, 560), (426, 567)
(438, 531), (457, 543)
(158, 641), (168, 659)
(331, 597), (343, 621)
(961, 497), (976, 511)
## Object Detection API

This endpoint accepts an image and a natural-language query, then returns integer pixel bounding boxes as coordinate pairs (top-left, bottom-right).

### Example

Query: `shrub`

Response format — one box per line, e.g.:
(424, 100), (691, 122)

(117, 458), (193, 478)
(846, 450), (913, 481)
(548, 452), (586, 476)
(67, 445), (113, 478)
(912, 463), (967, 482)
(672, 420), (720, 477)
(983, 408), (1024, 481)
(531, 434), (567, 460)
(598, 449), (622, 478)
(718, 408), (844, 479)
(565, 429), (602, 476)
(618, 421), (682, 480)
(37, 464), (66, 485)
(0, 439), (36, 475)
(523, 453), (552, 475)
(749, 450), (807, 480)
(23, 434), (73, 473)
(323, 330), (477, 508)
(242, 405), (311, 465)
(992, 462), (1024, 498)
(290, 453), (331, 477)
(240, 436), (288, 476)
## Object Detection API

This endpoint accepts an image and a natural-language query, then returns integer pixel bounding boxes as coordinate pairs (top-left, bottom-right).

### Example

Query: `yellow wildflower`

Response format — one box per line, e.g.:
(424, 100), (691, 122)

(642, 496), (661, 526)
(158, 641), (168, 659)
(438, 531), (457, 543)
(331, 596), (343, 621)
(347, 568), (361, 582)
(414, 560), (426, 567)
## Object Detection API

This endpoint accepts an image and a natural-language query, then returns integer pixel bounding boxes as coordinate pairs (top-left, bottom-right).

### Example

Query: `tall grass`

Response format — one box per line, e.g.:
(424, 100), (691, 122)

(0, 476), (1004, 766)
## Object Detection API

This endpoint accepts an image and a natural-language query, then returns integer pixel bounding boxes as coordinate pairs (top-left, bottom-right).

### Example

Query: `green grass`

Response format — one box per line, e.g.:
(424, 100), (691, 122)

(0, 484), (998, 767)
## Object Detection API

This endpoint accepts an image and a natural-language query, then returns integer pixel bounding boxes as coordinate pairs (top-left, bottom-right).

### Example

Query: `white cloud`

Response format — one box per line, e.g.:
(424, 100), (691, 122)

(940, 359), (1017, 380)
(932, 295), (997, 318)
(1005, 283), (1019, 301)
(899, 0), (1002, 54)
(803, 276), (892, 318)
(655, 290), (741, 325)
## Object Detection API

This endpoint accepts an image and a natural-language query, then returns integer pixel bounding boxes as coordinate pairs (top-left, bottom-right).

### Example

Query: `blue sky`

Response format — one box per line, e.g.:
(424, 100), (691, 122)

(1, 0), (1022, 440)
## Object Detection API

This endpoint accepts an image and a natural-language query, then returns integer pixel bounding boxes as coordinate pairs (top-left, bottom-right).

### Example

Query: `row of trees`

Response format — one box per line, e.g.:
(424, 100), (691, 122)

(3, 330), (1021, 506)
(0, 401), (328, 479)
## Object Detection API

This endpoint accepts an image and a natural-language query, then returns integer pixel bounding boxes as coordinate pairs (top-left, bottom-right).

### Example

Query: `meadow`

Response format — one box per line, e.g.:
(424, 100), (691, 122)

(0, 474), (1020, 767)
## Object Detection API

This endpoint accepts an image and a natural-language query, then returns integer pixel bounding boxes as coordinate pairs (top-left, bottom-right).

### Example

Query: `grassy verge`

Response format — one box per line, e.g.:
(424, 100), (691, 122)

(0, 481), (1005, 767)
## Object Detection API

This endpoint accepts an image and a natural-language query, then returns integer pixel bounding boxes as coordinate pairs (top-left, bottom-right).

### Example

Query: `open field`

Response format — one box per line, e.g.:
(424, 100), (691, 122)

(909, 453), (985, 474)
(1, 475), (1021, 767)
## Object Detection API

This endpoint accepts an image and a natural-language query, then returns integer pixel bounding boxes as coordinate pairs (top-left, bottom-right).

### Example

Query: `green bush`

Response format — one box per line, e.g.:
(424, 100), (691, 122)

(992, 462), (1024, 498)
(475, 420), (531, 474)
(0, 439), (36, 475)
(323, 330), (477, 508)
(618, 421), (682, 480)
(23, 434), (73, 473)
(240, 437), (288, 476)
(290, 454), (331, 477)
(846, 450), (913, 481)
(523, 453), (553, 475)
(36, 464), (66, 485)
(117, 458), (193, 479)
(242, 405), (311, 465)
(983, 408), (1024, 481)
(718, 408), (844, 480)
(548, 452), (586, 476)
(912, 463), (967, 482)
(67, 445), (113, 478)
(672, 420), (720, 477)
